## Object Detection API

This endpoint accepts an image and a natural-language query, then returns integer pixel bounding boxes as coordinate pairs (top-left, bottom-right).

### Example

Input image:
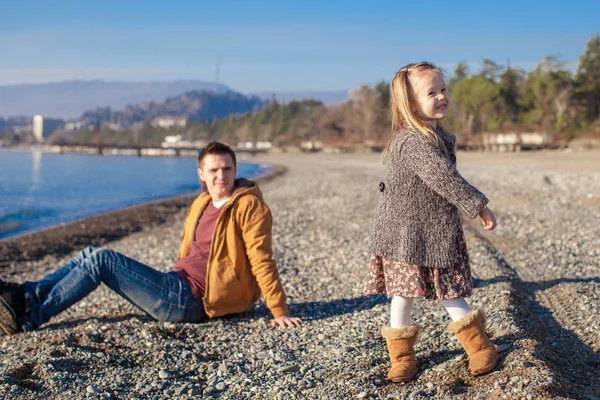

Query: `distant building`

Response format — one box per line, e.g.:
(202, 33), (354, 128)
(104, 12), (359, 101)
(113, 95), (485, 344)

(237, 141), (254, 149)
(256, 141), (273, 150)
(161, 134), (206, 148)
(104, 122), (122, 131)
(300, 140), (323, 151)
(163, 135), (187, 146)
(482, 132), (552, 146)
(480, 132), (554, 151)
(236, 141), (273, 150)
(33, 115), (43, 142)
(151, 117), (187, 129)
(64, 121), (84, 132)
(13, 125), (32, 135)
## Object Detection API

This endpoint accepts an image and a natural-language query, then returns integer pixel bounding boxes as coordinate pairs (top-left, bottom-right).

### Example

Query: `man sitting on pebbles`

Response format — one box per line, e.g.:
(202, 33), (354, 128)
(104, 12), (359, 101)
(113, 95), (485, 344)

(0, 142), (301, 335)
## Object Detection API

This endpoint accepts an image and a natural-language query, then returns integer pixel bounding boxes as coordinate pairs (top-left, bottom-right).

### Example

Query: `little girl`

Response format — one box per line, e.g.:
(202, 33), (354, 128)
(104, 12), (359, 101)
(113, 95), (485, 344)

(365, 62), (499, 382)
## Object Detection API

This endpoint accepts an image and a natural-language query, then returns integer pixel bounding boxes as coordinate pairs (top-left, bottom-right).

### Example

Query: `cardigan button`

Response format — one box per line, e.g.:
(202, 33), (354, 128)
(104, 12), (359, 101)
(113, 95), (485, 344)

(379, 181), (385, 192)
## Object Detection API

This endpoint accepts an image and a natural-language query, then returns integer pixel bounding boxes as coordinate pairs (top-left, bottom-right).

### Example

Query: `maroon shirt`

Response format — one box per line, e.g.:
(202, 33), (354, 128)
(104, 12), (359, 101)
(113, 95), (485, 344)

(173, 201), (222, 299)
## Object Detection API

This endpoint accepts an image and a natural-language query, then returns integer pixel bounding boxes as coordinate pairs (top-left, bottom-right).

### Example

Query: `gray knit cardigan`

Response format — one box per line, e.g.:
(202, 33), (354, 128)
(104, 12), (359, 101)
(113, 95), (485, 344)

(367, 130), (488, 269)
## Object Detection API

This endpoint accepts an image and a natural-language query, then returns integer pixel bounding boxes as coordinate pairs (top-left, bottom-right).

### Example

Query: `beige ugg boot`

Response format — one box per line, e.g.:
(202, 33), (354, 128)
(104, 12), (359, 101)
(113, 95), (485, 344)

(381, 325), (420, 382)
(448, 309), (499, 376)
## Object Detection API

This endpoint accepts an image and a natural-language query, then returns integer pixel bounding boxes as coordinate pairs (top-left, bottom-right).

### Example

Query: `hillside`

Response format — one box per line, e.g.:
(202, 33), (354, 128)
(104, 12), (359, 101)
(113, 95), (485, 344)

(81, 90), (267, 127)
(0, 90), (269, 142)
(0, 80), (349, 119)
(0, 80), (229, 118)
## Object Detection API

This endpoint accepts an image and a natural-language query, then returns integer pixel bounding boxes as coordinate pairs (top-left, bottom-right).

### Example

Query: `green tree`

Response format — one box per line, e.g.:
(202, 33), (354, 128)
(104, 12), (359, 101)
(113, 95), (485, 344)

(351, 85), (385, 142)
(498, 64), (524, 123)
(374, 81), (390, 110)
(480, 59), (503, 81)
(450, 62), (469, 88)
(519, 56), (573, 132)
(575, 35), (600, 124)
(452, 74), (501, 136)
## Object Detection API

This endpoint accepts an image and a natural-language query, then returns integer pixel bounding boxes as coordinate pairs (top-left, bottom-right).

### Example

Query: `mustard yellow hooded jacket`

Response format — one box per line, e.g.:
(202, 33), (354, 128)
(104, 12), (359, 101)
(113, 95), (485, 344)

(178, 179), (288, 318)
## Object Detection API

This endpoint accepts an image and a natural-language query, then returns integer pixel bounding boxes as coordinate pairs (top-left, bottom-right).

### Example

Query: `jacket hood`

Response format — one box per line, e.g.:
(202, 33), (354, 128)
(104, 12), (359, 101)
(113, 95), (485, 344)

(230, 178), (264, 202)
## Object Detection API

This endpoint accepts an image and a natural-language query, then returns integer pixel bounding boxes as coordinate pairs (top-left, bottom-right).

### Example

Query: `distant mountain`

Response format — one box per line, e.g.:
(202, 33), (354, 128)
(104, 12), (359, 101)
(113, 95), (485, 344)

(81, 90), (267, 127)
(255, 90), (349, 104)
(0, 80), (349, 119)
(0, 80), (230, 118)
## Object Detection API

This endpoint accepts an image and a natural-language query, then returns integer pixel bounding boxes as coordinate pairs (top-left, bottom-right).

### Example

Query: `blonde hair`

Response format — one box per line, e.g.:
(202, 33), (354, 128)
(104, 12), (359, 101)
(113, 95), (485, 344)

(383, 62), (453, 162)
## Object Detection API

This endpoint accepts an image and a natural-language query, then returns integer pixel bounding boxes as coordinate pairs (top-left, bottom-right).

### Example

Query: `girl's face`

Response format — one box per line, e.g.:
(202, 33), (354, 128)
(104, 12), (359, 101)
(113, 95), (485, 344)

(412, 71), (449, 129)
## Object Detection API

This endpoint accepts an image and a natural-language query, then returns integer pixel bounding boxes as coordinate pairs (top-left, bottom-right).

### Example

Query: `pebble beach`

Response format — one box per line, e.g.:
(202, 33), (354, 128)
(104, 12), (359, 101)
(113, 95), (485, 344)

(1, 150), (599, 400)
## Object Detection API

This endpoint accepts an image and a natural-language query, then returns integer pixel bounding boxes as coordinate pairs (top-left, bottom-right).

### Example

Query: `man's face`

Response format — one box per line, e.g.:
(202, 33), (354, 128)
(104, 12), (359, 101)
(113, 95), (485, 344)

(198, 153), (236, 201)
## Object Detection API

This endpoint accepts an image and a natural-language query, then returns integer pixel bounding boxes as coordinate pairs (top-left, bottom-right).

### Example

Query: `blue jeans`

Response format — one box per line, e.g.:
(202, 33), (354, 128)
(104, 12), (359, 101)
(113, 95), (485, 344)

(21, 246), (207, 331)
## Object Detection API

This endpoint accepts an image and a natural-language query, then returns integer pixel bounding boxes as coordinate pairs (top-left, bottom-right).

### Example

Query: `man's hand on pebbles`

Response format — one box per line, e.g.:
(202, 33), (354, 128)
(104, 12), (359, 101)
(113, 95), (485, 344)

(271, 316), (302, 329)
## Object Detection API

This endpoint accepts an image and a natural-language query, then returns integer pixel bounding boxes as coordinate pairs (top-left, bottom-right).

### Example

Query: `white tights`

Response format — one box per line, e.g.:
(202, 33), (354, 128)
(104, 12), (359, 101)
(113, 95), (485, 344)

(390, 296), (471, 328)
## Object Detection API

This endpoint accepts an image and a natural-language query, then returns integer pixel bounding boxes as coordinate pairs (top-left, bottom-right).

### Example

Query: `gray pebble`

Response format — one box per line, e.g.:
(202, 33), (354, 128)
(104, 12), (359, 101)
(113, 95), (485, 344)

(158, 369), (170, 379)
(218, 362), (228, 373)
(204, 386), (216, 394)
(86, 385), (100, 394)
(175, 384), (190, 395)
(496, 344), (510, 352)
(521, 361), (534, 367)
(277, 364), (300, 373)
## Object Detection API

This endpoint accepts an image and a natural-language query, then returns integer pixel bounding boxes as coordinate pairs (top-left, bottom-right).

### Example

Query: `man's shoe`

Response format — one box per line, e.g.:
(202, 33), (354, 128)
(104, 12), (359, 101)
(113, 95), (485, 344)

(0, 280), (26, 335)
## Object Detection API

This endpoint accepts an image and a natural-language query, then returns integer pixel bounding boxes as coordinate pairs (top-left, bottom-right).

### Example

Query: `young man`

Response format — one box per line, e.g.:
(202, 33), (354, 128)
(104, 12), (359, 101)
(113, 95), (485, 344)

(0, 142), (300, 335)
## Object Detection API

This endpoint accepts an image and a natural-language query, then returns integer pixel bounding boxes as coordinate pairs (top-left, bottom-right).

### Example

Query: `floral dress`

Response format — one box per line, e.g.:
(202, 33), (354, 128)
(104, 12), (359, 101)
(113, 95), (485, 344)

(364, 226), (472, 300)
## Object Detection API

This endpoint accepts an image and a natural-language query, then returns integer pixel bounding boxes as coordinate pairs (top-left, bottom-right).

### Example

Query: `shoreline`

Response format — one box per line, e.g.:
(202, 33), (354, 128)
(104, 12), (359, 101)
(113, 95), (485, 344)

(0, 145), (269, 159)
(0, 163), (286, 268)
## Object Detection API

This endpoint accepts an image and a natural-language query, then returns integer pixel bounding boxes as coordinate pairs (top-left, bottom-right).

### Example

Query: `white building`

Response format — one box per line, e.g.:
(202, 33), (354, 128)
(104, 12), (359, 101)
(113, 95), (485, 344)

(161, 135), (206, 148)
(236, 141), (273, 150)
(256, 141), (273, 150)
(65, 121), (84, 132)
(482, 132), (552, 146)
(32, 115), (43, 142)
(105, 122), (122, 131)
(237, 141), (254, 149)
(163, 135), (186, 146)
(151, 117), (187, 129)
(13, 125), (31, 135)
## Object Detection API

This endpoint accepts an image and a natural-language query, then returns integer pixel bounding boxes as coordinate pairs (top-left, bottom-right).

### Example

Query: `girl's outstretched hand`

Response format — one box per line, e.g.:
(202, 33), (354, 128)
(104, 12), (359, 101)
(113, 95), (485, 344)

(479, 206), (497, 231)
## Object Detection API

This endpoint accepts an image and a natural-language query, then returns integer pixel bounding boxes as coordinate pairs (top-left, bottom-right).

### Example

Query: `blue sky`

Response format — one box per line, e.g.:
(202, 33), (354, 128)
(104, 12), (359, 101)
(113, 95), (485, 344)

(0, 0), (598, 92)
